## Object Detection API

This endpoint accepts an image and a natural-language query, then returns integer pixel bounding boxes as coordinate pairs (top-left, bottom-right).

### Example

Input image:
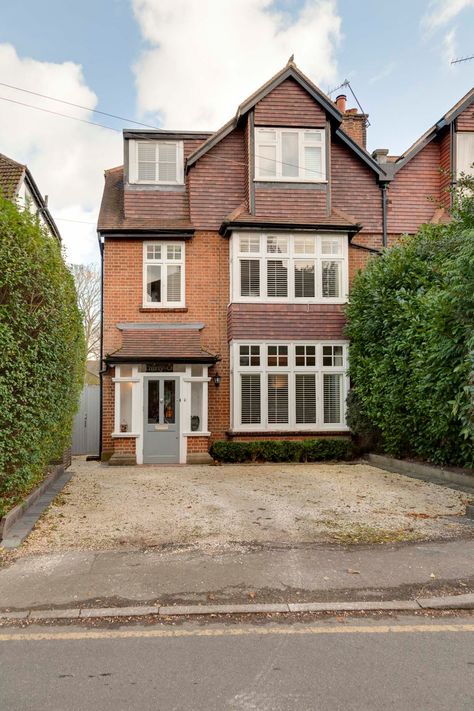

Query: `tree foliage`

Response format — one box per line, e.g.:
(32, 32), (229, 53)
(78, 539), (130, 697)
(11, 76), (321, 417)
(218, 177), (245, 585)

(345, 181), (474, 467)
(0, 196), (85, 515)
(70, 263), (100, 360)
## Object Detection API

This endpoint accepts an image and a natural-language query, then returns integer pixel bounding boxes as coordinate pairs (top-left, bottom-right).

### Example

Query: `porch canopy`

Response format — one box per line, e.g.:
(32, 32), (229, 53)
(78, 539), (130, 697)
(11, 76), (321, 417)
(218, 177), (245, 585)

(106, 323), (219, 365)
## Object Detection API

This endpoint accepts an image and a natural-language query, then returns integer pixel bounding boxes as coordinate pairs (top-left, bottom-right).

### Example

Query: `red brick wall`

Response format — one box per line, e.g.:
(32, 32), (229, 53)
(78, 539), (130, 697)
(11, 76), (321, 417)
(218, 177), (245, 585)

(188, 129), (247, 230)
(331, 134), (382, 233)
(114, 437), (137, 454)
(254, 186), (327, 220)
(387, 140), (441, 234)
(254, 78), (326, 127)
(456, 102), (474, 131)
(187, 436), (210, 453)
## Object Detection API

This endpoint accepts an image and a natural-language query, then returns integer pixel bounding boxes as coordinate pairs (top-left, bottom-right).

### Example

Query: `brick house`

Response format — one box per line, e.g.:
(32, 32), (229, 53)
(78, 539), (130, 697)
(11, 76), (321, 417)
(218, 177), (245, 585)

(98, 60), (474, 464)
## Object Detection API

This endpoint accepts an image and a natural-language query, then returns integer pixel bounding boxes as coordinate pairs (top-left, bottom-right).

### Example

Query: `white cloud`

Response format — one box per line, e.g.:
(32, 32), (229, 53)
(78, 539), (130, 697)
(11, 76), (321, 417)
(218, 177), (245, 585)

(442, 28), (457, 65)
(0, 44), (122, 264)
(369, 61), (396, 85)
(132, 0), (342, 130)
(422, 0), (474, 33)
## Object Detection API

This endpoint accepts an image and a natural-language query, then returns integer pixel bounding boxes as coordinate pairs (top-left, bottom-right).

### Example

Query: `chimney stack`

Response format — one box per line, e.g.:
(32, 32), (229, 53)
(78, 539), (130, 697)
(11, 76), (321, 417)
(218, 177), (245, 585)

(335, 94), (346, 113)
(340, 105), (368, 149)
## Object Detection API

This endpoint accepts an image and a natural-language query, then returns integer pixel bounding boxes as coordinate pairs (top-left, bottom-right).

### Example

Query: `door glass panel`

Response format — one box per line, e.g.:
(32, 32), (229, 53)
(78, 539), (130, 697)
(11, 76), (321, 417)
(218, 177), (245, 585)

(163, 380), (176, 424)
(147, 381), (160, 424)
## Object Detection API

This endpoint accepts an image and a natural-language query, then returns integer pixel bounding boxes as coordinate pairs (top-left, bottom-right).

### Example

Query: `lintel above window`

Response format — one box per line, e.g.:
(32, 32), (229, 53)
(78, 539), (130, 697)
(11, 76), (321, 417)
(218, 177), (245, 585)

(129, 140), (184, 185)
(254, 127), (326, 183)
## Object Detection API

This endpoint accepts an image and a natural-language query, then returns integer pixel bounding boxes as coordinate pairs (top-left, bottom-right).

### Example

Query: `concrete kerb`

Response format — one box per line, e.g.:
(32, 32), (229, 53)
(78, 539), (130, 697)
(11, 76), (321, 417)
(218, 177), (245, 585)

(1, 594), (473, 621)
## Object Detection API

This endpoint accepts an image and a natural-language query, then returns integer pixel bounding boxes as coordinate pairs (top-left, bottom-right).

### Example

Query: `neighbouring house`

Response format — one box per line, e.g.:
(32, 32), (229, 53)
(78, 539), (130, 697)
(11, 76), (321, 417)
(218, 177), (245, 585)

(0, 151), (61, 241)
(97, 60), (474, 465)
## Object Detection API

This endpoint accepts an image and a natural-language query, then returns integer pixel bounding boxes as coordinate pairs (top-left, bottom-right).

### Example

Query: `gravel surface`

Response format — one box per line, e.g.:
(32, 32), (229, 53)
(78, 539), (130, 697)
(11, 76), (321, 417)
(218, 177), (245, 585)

(20, 459), (471, 553)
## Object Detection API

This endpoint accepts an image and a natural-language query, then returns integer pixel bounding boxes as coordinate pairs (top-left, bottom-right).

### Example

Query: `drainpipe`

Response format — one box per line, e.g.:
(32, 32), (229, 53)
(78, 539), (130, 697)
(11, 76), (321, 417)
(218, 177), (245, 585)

(381, 182), (388, 248)
(98, 233), (105, 460)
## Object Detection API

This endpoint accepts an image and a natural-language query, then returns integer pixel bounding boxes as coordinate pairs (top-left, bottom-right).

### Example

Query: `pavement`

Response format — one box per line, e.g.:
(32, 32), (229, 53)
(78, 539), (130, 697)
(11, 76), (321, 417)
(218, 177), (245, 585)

(1, 538), (473, 612)
(1, 618), (474, 710)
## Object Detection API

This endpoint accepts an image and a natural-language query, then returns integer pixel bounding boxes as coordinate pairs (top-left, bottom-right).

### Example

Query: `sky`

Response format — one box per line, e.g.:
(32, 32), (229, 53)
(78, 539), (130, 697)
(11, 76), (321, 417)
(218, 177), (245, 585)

(0, 0), (473, 264)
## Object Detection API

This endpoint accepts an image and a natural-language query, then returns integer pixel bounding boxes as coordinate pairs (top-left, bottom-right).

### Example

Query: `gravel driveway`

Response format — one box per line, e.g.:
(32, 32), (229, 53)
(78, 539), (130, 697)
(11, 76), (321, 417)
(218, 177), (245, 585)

(19, 458), (472, 553)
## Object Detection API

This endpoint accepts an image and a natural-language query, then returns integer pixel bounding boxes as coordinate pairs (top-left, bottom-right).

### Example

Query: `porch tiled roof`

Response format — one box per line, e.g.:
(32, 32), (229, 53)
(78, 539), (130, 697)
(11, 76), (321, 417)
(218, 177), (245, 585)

(107, 327), (218, 363)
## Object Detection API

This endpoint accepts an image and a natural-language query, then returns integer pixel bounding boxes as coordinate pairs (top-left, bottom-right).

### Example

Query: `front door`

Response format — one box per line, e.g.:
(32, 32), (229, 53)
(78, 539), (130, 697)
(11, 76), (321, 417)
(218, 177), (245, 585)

(143, 377), (180, 464)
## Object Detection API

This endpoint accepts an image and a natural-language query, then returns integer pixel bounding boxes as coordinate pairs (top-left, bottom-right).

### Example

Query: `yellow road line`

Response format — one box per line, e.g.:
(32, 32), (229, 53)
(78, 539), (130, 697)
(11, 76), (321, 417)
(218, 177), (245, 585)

(0, 623), (474, 643)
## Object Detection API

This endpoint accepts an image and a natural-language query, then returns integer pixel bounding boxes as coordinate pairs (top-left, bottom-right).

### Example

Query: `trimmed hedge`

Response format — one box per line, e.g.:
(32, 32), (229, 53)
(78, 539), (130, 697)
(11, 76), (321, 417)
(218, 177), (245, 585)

(209, 438), (353, 463)
(345, 182), (474, 467)
(0, 196), (85, 516)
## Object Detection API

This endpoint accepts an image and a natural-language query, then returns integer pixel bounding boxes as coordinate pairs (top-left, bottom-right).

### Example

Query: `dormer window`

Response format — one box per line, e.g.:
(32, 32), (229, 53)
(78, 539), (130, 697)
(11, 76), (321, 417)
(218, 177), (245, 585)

(254, 127), (326, 183)
(129, 140), (184, 185)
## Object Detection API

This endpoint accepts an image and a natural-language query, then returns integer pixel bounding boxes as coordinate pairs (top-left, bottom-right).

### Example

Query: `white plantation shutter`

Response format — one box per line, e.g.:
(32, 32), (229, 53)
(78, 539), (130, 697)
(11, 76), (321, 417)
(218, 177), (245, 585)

(241, 375), (261, 424)
(304, 146), (321, 180)
(294, 260), (315, 298)
(322, 261), (340, 298)
(267, 260), (288, 297)
(137, 142), (157, 181)
(240, 259), (260, 297)
(323, 374), (342, 424)
(295, 374), (317, 424)
(457, 132), (474, 176)
(166, 264), (181, 302)
(158, 142), (177, 182)
(268, 374), (289, 424)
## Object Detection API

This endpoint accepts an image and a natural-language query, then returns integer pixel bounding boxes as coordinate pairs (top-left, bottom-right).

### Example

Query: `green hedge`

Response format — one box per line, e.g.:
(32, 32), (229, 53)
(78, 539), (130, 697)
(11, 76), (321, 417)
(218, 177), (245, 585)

(209, 438), (353, 463)
(0, 196), (85, 516)
(345, 183), (474, 467)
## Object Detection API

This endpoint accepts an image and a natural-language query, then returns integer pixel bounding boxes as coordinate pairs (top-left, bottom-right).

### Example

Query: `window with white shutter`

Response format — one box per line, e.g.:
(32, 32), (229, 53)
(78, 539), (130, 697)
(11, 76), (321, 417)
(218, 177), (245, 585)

(233, 341), (348, 432)
(456, 132), (474, 177)
(295, 374), (317, 424)
(255, 128), (326, 182)
(143, 242), (185, 307)
(241, 374), (261, 424)
(268, 374), (289, 424)
(130, 140), (184, 184)
(323, 373), (343, 424)
(232, 233), (347, 303)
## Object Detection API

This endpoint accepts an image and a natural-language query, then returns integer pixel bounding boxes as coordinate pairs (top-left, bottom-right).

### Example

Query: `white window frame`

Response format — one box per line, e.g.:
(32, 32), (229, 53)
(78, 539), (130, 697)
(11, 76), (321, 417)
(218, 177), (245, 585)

(143, 241), (185, 308)
(456, 131), (474, 177)
(231, 232), (348, 304)
(254, 127), (326, 183)
(231, 341), (349, 432)
(129, 140), (184, 185)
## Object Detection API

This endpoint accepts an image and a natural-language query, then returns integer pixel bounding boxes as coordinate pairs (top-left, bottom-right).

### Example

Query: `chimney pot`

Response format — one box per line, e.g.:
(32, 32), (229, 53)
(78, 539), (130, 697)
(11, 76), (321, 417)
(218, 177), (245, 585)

(335, 94), (346, 113)
(372, 148), (389, 164)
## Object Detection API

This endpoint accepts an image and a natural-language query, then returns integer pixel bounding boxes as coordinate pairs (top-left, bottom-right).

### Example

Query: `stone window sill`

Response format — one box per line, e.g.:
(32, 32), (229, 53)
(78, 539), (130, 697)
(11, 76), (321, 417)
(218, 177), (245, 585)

(139, 307), (188, 313)
(112, 432), (140, 438)
(184, 432), (211, 437)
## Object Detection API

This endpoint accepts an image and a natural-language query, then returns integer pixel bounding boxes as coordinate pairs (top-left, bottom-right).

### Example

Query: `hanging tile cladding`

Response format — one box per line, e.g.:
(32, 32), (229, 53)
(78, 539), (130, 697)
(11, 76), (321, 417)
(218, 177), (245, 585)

(254, 186), (328, 220)
(254, 77), (326, 127)
(387, 140), (441, 234)
(439, 129), (451, 208)
(123, 138), (204, 222)
(330, 134), (382, 233)
(188, 128), (247, 230)
(456, 102), (474, 130)
(227, 303), (346, 341)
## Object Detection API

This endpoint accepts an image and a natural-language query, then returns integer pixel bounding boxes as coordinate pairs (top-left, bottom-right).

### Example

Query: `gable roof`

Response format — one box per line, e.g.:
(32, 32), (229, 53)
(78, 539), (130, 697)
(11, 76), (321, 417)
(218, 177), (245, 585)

(0, 151), (61, 241)
(0, 152), (25, 198)
(391, 86), (474, 174)
(186, 61), (387, 179)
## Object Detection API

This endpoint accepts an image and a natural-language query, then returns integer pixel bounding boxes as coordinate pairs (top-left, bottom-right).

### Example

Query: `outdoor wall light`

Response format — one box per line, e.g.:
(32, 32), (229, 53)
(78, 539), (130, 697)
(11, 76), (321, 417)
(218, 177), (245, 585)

(213, 373), (222, 387)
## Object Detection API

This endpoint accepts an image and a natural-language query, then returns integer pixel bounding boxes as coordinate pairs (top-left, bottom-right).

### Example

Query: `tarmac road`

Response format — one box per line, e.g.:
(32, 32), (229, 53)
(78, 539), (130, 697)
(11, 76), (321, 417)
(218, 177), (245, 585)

(1, 616), (474, 710)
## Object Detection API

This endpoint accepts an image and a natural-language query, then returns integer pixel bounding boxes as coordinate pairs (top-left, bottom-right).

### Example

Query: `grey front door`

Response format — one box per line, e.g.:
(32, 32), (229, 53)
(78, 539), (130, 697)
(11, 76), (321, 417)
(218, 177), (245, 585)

(143, 377), (180, 464)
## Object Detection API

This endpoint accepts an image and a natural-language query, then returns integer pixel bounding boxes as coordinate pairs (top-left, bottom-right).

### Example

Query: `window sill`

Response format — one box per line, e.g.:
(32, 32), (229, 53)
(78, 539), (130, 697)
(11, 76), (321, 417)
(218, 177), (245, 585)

(227, 429), (350, 437)
(184, 431), (211, 437)
(139, 306), (188, 313)
(112, 432), (140, 438)
(254, 179), (328, 184)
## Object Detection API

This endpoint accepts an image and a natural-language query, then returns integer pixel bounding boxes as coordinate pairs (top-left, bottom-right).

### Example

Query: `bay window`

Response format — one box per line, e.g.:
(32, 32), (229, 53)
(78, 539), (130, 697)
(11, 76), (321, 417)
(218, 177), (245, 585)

(232, 232), (347, 303)
(255, 127), (326, 182)
(143, 242), (185, 308)
(233, 341), (349, 431)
